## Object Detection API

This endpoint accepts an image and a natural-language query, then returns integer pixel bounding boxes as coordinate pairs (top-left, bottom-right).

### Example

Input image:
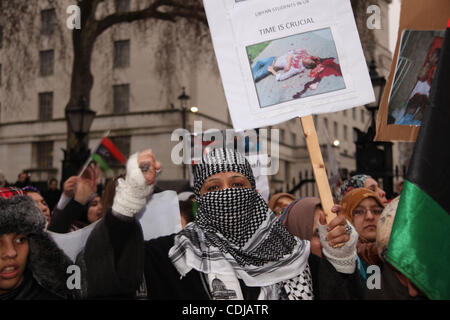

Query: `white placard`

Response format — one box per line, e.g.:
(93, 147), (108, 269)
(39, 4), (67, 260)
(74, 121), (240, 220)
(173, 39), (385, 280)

(203, 0), (375, 130)
(48, 191), (181, 262)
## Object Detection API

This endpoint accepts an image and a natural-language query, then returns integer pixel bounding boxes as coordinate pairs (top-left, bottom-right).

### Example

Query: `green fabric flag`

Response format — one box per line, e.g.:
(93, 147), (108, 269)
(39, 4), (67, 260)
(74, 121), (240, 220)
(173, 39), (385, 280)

(386, 22), (450, 300)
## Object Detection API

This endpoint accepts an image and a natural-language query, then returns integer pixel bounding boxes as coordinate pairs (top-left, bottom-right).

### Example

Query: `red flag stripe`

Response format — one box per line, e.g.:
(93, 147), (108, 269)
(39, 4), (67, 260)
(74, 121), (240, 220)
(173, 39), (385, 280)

(101, 138), (127, 164)
(448, 17), (450, 28)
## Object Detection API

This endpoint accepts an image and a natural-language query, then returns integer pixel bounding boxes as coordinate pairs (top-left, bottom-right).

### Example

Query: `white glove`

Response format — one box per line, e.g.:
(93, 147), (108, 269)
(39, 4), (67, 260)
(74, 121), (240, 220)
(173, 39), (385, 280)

(318, 221), (358, 274)
(112, 153), (155, 218)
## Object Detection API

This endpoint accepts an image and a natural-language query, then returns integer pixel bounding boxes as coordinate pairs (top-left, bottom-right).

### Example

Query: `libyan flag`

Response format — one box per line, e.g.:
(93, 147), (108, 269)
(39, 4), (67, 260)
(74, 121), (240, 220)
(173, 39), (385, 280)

(92, 137), (127, 172)
(386, 20), (450, 300)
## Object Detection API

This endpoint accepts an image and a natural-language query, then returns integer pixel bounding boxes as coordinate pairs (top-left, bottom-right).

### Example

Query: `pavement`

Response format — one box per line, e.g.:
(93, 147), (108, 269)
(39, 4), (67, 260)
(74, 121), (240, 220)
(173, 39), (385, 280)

(251, 29), (346, 108)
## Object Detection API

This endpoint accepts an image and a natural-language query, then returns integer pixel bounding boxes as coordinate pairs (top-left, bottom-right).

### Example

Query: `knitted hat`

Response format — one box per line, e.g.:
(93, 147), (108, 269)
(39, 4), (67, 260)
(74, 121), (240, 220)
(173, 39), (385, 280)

(0, 187), (74, 298)
(192, 148), (255, 196)
(340, 188), (385, 223)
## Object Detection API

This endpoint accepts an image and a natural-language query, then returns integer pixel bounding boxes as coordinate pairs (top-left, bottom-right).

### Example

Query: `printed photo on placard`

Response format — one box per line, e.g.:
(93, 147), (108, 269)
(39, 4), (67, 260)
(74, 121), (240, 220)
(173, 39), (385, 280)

(387, 30), (444, 126)
(247, 28), (346, 108)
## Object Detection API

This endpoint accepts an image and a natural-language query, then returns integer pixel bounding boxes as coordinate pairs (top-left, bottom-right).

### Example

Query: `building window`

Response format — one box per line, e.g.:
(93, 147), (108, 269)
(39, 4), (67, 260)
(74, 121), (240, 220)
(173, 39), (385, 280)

(361, 109), (365, 123)
(41, 9), (57, 35)
(343, 125), (348, 141)
(323, 117), (328, 131)
(38, 92), (53, 121)
(115, 0), (131, 13)
(0, 26), (3, 49)
(114, 40), (130, 68)
(34, 141), (54, 169)
(343, 110), (347, 117)
(110, 136), (131, 158)
(291, 133), (296, 146)
(352, 108), (356, 120)
(40, 50), (54, 76)
(113, 84), (130, 113)
(353, 127), (358, 142)
(279, 129), (285, 143)
(0, 64), (2, 86)
(333, 121), (338, 138)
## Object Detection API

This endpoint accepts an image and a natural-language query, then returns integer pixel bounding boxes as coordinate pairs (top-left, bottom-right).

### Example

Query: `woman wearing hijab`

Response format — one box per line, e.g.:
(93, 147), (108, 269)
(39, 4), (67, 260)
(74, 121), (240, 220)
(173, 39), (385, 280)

(268, 193), (296, 217)
(82, 148), (362, 300)
(336, 175), (387, 204)
(281, 197), (323, 257)
(340, 188), (385, 281)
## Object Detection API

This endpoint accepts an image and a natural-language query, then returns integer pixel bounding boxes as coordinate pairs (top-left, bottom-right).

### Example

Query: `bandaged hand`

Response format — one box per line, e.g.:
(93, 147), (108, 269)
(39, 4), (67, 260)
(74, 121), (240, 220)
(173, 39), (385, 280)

(317, 205), (358, 274)
(112, 149), (162, 218)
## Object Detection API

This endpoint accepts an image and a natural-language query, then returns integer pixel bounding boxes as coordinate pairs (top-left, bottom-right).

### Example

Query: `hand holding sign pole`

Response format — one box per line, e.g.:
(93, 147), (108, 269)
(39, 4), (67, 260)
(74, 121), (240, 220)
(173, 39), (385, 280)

(299, 115), (344, 248)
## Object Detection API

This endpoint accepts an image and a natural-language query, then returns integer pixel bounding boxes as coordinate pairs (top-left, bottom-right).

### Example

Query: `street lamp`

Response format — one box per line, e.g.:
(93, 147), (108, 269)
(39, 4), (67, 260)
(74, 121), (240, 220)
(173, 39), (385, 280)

(178, 87), (191, 180)
(354, 59), (393, 198)
(66, 96), (96, 141)
(61, 96), (97, 184)
(365, 59), (386, 129)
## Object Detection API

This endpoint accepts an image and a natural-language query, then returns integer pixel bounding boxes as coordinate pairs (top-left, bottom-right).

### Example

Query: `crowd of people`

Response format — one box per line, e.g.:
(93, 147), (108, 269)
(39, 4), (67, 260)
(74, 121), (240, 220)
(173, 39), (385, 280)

(0, 148), (426, 300)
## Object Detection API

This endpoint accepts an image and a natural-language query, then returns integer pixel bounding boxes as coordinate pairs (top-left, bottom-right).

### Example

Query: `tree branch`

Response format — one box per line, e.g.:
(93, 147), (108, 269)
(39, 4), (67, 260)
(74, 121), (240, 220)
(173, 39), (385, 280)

(95, 0), (206, 37)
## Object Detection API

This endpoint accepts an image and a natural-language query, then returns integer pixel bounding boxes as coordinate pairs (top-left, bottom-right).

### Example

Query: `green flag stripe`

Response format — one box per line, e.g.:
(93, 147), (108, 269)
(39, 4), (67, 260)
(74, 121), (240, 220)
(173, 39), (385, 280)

(386, 180), (450, 299)
(92, 153), (112, 172)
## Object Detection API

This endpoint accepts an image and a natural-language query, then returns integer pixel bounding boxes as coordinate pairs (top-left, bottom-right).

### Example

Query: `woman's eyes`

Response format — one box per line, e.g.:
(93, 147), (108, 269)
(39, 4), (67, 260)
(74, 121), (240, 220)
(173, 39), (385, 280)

(207, 185), (220, 192)
(231, 182), (245, 188)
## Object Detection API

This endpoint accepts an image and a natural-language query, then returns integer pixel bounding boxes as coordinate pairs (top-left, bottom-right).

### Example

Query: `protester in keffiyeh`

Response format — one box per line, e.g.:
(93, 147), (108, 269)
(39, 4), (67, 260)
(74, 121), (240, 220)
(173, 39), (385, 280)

(81, 148), (363, 300)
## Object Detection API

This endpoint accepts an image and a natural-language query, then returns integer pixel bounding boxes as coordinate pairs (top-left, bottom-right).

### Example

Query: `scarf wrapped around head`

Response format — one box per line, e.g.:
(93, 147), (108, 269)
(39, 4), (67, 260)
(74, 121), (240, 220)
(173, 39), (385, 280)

(336, 174), (370, 202)
(341, 188), (385, 266)
(281, 197), (321, 241)
(169, 148), (311, 294)
(268, 193), (296, 212)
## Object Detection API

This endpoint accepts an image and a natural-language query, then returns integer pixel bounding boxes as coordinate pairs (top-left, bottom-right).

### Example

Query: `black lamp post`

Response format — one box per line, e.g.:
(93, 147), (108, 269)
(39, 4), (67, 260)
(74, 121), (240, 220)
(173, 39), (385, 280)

(61, 96), (97, 184)
(178, 87), (190, 180)
(355, 60), (394, 198)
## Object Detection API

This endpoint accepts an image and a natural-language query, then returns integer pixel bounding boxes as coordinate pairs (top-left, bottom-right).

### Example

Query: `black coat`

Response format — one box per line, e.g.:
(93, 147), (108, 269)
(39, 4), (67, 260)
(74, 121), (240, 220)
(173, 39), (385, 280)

(82, 209), (363, 300)
(0, 270), (61, 300)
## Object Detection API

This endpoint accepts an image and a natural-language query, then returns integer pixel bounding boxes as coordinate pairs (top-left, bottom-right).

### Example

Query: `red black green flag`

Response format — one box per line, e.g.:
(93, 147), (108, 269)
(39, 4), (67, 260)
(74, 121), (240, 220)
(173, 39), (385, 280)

(92, 137), (127, 172)
(386, 20), (450, 300)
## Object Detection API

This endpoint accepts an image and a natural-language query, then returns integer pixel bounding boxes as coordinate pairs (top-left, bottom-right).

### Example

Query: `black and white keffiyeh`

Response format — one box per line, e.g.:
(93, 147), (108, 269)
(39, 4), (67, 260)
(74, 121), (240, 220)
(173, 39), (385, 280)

(168, 148), (313, 298)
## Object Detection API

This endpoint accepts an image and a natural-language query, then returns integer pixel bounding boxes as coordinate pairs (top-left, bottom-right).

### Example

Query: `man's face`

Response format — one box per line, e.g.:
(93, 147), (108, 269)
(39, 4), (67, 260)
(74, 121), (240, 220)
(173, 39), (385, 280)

(0, 233), (29, 295)
(18, 174), (27, 183)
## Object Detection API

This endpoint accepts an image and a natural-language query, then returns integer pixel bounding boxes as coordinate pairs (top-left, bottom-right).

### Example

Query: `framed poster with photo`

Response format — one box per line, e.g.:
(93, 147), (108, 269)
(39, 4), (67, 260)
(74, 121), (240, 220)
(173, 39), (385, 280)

(375, 0), (450, 142)
(203, 0), (375, 131)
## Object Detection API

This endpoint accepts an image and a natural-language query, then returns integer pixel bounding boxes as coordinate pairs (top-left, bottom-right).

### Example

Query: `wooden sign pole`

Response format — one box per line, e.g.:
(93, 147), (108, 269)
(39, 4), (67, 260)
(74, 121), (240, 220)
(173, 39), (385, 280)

(299, 116), (336, 224)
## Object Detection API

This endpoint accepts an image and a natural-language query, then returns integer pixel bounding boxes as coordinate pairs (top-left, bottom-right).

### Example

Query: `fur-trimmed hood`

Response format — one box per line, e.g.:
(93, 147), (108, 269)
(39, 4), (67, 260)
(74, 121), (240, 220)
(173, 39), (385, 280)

(0, 191), (74, 299)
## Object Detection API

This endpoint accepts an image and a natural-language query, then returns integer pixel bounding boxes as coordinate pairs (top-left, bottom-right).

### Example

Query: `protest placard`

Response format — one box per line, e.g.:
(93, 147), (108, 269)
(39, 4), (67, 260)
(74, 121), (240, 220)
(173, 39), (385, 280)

(203, 0), (375, 131)
(375, 0), (450, 142)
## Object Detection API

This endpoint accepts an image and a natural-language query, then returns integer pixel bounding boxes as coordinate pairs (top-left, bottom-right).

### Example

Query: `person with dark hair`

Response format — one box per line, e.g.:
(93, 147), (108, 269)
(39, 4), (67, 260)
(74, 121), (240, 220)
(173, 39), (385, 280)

(22, 186), (51, 228)
(43, 178), (61, 212)
(48, 165), (100, 233)
(14, 172), (30, 189)
(0, 187), (75, 300)
(81, 148), (363, 300)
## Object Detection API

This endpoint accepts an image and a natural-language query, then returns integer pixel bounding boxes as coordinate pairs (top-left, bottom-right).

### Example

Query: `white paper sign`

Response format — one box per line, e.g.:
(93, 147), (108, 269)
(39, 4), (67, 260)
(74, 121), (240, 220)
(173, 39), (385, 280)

(203, 0), (375, 130)
(48, 191), (182, 262)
